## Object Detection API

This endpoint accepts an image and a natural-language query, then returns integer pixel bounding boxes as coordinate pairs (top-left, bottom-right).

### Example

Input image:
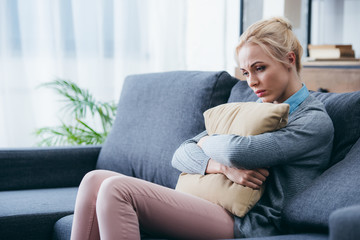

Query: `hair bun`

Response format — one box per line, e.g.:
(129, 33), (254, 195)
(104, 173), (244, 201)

(272, 17), (292, 30)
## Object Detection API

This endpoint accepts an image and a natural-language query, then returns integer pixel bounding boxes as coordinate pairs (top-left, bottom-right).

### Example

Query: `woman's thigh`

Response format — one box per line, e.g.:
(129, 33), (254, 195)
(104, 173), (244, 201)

(97, 175), (235, 239)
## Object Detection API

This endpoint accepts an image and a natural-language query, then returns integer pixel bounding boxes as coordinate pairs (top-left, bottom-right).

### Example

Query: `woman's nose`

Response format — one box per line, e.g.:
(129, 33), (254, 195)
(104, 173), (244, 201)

(247, 75), (259, 88)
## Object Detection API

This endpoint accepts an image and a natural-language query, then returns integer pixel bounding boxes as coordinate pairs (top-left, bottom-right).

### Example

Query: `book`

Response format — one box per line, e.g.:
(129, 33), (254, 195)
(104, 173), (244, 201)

(306, 57), (360, 62)
(308, 44), (355, 59)
(308, 44), (352, 50)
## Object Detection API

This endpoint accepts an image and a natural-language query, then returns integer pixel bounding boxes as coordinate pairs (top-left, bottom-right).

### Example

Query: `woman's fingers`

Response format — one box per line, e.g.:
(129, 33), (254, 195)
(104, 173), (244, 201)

(245, 178), (263, 189)
(248, 170), (267, 183)
(240, 180), (260, 189)
(256, 168), (270, 177)
(223, 167), (269, 189)
(235, 170), (263, 188)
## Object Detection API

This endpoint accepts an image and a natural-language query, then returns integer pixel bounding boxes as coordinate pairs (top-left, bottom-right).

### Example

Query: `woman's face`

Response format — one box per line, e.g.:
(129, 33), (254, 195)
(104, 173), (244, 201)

(237, 43), (295, 103)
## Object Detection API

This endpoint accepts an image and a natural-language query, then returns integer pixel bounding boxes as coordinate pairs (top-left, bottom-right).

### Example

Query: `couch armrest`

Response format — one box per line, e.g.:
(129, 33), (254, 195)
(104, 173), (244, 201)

(0, 145), (101, 191)
(329, 205), (360, 240)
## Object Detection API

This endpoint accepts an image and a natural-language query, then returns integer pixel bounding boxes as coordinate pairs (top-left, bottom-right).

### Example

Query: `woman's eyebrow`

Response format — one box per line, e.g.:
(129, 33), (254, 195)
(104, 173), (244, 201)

(240, 61), (264, 71)
(250, 61), (264, 67)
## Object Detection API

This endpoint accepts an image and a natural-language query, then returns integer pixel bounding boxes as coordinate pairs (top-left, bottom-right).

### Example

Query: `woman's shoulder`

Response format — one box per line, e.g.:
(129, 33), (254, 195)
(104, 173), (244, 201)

(289, 94), (334, 132)
(293, 94), (330, 118)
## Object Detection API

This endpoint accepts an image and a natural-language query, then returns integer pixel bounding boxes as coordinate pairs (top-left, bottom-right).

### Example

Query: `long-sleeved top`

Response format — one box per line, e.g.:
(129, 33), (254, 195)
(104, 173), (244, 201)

(171, 86), (334, 238)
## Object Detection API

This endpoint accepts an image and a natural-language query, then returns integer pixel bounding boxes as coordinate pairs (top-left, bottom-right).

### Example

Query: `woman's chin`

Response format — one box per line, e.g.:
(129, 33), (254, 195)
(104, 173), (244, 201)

(261, 96), (274, 103)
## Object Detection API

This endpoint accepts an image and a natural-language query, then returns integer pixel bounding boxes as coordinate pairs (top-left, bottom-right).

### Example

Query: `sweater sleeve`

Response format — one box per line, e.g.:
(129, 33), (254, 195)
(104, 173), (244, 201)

(171, 131), (210, 175)
(201, 111), (334, 169)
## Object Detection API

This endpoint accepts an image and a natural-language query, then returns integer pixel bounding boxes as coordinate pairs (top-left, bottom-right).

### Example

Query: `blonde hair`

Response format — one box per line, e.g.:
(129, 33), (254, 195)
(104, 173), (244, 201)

(235, 17), (303, 75)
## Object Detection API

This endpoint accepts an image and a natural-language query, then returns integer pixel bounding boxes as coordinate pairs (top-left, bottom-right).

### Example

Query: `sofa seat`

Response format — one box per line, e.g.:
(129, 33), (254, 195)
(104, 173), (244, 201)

(53, 215), (328, 240)
(53, 215), (73, 240)
(0, 187), (78, 240)
(54, 214), (178, 240)
(244, 234), (328, 240)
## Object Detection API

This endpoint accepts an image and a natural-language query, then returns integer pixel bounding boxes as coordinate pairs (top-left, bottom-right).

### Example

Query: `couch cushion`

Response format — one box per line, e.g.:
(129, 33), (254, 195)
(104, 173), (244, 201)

(0, 187), (77, 240)
(54, 214), (168, 240)
(96, 71), (237, 188)
(244, 234), (328, 240)
(311, 91), (360, 166)
(53, 215), (73, 240)
(54, 216), (328, 240)
(283, 137), (360, 232)
(329, 205), (360, 240)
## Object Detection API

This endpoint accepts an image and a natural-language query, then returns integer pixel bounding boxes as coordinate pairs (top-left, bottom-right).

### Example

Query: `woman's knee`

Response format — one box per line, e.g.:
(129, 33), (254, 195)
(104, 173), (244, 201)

(79, 169), (121, 192)
(96, 176), (135, 207)
(81, 170), (106, 187)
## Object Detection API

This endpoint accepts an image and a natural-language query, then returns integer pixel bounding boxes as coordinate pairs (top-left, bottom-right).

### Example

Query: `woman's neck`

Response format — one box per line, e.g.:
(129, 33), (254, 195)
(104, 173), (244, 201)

(275, 75), (302, 104)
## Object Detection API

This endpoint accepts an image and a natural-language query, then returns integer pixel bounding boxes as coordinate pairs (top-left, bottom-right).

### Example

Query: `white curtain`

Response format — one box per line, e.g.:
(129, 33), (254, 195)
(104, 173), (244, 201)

(0, 0), (240, 147)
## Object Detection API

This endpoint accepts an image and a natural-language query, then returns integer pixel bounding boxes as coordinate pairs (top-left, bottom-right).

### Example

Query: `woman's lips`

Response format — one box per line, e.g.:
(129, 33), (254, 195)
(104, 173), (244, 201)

(255, 90), (266, 97)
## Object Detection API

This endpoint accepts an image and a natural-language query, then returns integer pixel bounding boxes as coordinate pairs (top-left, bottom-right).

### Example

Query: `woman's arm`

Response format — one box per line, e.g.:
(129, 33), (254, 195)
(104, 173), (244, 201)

(171, 131), (210, 174)
(172, 131), (269, 189)
(200, 113), (334, 169)
(205, 159), (269, 189)
(198, 137), (269, 189)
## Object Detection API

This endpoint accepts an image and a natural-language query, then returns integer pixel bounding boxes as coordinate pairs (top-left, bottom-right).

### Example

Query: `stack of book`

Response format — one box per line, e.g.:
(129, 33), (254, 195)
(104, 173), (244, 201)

(308, 44), (358, 61)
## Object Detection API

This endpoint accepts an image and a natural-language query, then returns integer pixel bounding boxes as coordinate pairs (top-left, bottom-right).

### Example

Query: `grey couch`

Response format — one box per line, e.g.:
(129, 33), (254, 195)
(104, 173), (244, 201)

(0, 71), (359, 240)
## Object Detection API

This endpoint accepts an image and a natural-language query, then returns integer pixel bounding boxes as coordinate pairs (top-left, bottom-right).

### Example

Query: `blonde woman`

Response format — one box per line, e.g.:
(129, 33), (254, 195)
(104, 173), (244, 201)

(71, 17), (333, 239)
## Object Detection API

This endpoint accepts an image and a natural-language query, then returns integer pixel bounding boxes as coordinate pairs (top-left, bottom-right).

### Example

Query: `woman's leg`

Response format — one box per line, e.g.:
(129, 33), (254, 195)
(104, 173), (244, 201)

(71, 170), (122, 240)
(96, 175), (235, 240)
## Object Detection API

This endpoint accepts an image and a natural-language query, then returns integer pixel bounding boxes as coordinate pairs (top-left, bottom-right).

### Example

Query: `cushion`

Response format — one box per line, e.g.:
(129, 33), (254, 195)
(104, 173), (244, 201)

(53, 214), (157, 240)
(176, 172), (265, 217)
(176, 102), (289, 217)
(53, 215), (73, 240)
(204, 102), (289, 136)
(96, 71), (238, 189)
(329, 205), (360, 240)
(0, 187), (77, 240)
(283, 136), (360, 232)
(243, 234), (328, 240)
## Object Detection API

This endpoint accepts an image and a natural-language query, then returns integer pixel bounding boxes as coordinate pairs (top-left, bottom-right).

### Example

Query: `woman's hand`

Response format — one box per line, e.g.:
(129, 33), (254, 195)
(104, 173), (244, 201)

(201, 138), (269, 189)
(205, 159), (269, 189)
(222, 166), (269, 189)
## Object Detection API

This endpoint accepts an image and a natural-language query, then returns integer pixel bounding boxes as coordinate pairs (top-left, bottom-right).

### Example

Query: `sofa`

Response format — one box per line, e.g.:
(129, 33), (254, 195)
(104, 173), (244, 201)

(0, 71), (359, 240)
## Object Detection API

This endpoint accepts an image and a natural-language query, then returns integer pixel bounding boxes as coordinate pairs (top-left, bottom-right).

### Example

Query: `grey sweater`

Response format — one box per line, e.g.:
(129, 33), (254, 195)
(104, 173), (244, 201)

(171, 95), (334, 238)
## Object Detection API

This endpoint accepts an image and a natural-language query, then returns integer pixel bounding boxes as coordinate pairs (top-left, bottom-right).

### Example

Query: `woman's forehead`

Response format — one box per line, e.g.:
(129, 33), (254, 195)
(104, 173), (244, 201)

(237, 44), (271, 69)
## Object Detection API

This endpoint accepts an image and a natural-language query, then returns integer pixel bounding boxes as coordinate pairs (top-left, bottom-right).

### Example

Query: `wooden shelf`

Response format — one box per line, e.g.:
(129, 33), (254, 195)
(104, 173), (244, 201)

(302, 61), (360, 93)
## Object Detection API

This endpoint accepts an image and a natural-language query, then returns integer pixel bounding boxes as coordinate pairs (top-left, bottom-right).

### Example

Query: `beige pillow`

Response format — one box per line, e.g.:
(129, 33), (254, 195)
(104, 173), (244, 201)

(204, 102), (289, 136)
(175, 102), (289, 217)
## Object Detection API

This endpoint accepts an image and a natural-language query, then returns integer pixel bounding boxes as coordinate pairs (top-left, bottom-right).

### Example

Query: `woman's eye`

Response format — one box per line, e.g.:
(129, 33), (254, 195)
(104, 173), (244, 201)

(256, 66), (266, 72)
(242, 72), (249, 77)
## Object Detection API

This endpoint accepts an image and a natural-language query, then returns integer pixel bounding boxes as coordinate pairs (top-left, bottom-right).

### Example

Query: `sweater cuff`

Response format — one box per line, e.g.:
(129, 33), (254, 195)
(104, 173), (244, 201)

(201, 135), (225, 164)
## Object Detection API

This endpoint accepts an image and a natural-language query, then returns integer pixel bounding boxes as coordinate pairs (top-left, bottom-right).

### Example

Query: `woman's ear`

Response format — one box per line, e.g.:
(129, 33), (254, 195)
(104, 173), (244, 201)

(287, 52), (296, 66)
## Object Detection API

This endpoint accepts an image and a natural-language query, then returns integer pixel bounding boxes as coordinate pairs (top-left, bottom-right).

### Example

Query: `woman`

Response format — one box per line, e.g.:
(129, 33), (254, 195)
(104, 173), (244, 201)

(71, 17), (334, 239)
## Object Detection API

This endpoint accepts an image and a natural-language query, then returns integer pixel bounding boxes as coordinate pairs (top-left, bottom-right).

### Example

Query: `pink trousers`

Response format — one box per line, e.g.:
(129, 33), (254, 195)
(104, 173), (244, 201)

(70, 170), (234, 240)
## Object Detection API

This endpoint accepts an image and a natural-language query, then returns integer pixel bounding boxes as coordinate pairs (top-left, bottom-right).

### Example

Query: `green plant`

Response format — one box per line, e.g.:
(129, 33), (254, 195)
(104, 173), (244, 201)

(35, 79), (117, 146)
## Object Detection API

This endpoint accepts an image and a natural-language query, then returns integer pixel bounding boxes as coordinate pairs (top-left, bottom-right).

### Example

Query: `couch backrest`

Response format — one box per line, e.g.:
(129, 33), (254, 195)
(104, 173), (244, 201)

(310, 91), (360, 166)
(228, 81), (360, 166)
(283, 136), (360, 232)
(96, 71), (237, 188)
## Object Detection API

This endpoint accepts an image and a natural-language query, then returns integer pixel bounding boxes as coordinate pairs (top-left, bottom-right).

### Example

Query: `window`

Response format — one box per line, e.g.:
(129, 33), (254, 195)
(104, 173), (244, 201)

(311, 0), (360, 58)
(240, 0), (310, 57)
(0, 0), (240, 147)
